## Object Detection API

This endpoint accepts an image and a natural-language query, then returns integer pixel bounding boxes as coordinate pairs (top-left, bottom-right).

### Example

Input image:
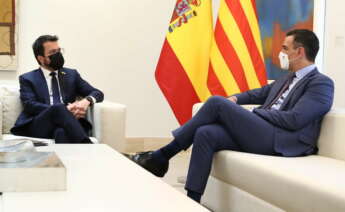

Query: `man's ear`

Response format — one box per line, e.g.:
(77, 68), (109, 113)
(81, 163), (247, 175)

(298, 47), (306, 58)
(37, 55), (45, 65)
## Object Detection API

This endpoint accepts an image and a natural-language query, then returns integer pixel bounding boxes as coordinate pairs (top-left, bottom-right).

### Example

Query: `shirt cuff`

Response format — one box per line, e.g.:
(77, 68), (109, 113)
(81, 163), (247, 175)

(88, 96), (96, 104)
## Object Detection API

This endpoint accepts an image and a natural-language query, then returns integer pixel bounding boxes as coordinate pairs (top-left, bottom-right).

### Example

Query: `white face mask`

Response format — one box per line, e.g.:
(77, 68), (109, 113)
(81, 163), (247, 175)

(279, 51), (289, 70)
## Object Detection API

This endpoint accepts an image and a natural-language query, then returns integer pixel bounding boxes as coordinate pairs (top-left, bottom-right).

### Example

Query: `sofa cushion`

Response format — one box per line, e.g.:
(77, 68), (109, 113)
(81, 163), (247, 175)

(193, 103), (345, 161)
(0, 86), (22, 134)
(0, 102), (2, 139)
(211, 151), (345, 212)
(2, 134), (99, 144)
(2, 134), (54, 145)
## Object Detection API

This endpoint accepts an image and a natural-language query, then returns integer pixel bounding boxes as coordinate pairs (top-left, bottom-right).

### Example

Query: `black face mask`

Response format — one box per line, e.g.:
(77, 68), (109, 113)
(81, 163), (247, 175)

(47, 52), (65, 70)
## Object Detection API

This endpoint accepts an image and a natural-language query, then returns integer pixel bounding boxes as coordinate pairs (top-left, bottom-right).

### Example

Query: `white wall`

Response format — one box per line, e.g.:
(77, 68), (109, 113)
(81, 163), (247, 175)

(324, 0), (345, 108)
(15, 0), (179, 137)
(0, 0), (343, 138)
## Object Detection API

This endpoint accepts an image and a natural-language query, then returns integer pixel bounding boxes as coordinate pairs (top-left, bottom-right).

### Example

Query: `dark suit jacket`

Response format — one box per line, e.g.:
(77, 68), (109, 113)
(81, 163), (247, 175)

(11, 67), (104, 135)
(235, 68), (334, 156)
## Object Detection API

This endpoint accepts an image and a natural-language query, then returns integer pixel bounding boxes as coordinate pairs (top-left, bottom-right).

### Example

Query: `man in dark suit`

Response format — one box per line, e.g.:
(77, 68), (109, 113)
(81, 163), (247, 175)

(11, 35), (104, 144)
(128, 29), (334, 202)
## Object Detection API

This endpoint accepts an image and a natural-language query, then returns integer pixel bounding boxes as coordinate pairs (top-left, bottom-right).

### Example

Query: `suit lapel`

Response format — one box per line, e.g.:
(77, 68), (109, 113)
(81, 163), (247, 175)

(34, 68), (50, 104)
(262, 74), (290, 108)
(279, 68), (318, 109)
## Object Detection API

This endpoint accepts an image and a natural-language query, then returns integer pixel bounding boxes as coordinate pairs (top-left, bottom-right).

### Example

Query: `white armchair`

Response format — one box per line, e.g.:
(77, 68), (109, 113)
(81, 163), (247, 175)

(0, 84), (126, 152)
(193, 103), (345, 212)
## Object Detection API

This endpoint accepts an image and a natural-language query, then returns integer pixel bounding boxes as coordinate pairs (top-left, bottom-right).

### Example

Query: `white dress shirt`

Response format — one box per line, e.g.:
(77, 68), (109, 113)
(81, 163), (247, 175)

(270, 64), (316, 110)
(41, 67), (64, 105)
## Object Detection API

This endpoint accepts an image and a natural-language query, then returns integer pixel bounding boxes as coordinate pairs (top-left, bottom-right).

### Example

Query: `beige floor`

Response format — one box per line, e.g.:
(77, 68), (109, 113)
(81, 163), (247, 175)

(124, 138), (192, 194)
(124, 139), (214, 211)
(162, 151), (191, 194)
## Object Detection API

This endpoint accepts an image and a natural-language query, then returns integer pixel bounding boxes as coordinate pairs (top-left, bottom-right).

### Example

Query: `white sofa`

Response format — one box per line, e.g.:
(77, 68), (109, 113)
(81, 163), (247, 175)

(0, 83), (127, 152)
(192, 103), (345, 212)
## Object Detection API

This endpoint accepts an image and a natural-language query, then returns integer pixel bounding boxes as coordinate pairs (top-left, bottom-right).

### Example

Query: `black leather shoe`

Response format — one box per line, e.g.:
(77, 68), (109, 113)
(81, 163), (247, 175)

(125, 151), (169, 177)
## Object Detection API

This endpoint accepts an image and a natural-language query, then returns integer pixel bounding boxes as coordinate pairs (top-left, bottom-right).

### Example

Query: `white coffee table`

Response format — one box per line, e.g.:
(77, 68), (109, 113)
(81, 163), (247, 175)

(0, 144), (208, 212)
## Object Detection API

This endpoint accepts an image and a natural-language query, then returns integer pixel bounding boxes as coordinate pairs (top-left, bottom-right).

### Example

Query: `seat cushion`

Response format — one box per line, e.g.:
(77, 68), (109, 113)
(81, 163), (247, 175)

(2, 134), (98, 144)
(0, 85), (22, 134)
(211, 151), (345, 212)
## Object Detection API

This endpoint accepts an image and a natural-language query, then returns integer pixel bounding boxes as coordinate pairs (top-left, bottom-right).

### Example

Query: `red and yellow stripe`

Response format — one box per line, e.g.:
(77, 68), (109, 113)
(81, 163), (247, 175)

(155, 0), (213, 125)
(208, 0), (267, 96)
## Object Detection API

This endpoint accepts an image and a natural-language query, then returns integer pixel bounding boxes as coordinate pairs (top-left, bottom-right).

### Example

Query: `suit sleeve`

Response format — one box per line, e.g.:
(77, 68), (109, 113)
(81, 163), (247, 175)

(253, 77), (334, 130)
(19, 75), (49, 115)
(75, 71), (104, 103)
(234, 82), (274, 105)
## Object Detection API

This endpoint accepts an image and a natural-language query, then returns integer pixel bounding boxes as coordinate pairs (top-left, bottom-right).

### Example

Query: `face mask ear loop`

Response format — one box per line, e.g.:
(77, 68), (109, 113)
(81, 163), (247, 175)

(279, 51), (289, 70)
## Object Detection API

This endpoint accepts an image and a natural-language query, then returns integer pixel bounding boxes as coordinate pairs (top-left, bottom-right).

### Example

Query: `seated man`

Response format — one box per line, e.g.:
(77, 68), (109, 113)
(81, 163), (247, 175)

(11, 35), (104, 144)
(128, 29), (334, 202)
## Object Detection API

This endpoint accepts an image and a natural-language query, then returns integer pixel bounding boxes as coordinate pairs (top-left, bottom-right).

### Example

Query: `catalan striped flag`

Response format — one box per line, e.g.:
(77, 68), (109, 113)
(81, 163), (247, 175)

(155, 0), (267, 125)
(208, 0), (267, 96)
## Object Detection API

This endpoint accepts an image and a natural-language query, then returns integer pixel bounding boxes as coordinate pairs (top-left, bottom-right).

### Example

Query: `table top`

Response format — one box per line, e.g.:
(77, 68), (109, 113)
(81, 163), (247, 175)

(1, 144), (207, 212)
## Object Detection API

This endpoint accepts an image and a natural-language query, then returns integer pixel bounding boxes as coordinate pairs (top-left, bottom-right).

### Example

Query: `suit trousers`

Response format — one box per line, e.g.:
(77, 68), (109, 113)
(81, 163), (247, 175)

(27, 104), (90, 143)
(172, 96), (278, 194)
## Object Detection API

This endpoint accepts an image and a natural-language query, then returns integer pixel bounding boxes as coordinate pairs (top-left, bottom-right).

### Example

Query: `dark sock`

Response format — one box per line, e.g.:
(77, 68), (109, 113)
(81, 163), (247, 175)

(151, 139), (182, 163)
(187, 190), (202, 203)
(160, 139), (183, 159)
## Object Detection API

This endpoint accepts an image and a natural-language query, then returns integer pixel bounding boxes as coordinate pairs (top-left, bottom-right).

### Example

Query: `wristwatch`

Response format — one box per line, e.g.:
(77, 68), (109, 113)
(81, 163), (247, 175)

(85, 96), (94, 106)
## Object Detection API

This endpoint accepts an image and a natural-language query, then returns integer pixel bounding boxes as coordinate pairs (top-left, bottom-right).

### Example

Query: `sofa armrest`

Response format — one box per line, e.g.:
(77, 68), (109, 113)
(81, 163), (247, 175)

(318, 108), (345, 161)
(192, 103), (204, 116)
(92, 101), (126, 152)
(0, 101), (2, 140)
(241, 104), (260, 111)
(192, 103), (259, 117)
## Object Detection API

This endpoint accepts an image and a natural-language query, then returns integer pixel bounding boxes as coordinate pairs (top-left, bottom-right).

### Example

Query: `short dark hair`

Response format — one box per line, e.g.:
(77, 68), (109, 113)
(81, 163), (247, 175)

(286, 29), (319, 62)
(32, 35), (59, 64)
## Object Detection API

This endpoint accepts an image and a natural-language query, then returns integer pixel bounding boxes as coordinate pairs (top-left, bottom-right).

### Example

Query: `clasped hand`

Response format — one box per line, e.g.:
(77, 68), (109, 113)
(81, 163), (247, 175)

(67, 99), (90, 119)
(227, 96), (237, 103)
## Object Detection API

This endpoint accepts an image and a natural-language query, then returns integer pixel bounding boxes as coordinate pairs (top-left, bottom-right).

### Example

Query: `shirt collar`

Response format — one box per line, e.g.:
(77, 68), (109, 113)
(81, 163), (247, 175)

(295, 64), (316, 79)
(40, 66), (57, 78)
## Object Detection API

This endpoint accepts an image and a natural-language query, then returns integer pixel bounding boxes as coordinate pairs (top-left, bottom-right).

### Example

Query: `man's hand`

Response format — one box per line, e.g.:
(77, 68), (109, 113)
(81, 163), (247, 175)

(67, 99), (90, 119)
(67, 102), (80, 118)
(75, 99), (90, 119)
(227, 96), (238, 103)
(67, 102), (77, 112)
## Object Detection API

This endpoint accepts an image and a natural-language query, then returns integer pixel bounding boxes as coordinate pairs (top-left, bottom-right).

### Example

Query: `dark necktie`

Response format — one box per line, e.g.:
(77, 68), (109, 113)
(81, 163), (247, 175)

(50, 72), (61, 104)
(264, 73), (296, 109)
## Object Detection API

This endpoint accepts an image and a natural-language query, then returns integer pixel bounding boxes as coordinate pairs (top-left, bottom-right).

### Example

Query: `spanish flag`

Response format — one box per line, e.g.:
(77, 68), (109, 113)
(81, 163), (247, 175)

(156, 0), (267, 125)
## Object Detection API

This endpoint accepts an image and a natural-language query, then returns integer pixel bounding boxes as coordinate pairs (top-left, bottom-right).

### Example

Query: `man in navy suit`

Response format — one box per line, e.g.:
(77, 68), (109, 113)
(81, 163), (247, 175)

(11, 35), (104, 144)
(128, 29), (334, 202)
